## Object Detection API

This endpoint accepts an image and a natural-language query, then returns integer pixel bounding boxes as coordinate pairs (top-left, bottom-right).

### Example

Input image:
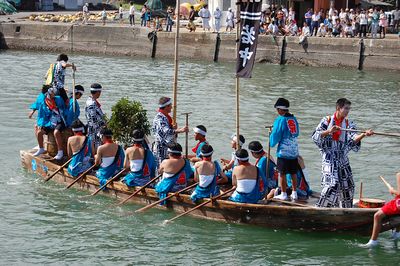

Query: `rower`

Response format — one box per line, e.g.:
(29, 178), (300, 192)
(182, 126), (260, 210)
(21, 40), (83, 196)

(190, 144), (227, 202)
(154, 143), (193, 202)
(32, 87), (67, 160)
(94, 128), (125, 187)
(248, 141), (277, 196)
(123, 129), (157, 187)
(65, 85), (84, 128)
(85, 83), (106, 150)
(67, 120), (95, 177)
(187, 125), (208, 163)
(220, 133), (245, 183)
(229, 149), (262, 204)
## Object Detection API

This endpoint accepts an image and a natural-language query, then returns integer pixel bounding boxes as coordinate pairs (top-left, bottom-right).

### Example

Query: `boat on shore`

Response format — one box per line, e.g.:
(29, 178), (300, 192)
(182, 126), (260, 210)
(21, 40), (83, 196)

(20, 149), (400, 235)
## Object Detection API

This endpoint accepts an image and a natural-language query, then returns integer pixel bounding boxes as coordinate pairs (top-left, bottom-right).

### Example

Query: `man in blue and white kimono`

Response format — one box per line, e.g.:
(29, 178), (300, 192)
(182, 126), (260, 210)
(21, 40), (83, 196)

(67, 120), (94, 177)
(151, 97), (188, 167)
(85, 83), (106, 150)
(312, 98), (373, 208)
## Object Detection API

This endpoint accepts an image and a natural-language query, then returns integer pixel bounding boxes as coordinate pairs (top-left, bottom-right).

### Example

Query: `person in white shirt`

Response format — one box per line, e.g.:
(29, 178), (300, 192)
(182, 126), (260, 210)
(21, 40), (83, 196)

(213, 7), (222, 33)
(118, 4), (124, 24)
(359, 10), (368, 38)
(82, 3), (89, 24)
(129, 1), (135, 26)
(393, 7), (400, 32)
(267, 21), (279, 36)
(199, 5), (211, 31)
(311, 11), (320, 36)
(317, 23), (327, 37)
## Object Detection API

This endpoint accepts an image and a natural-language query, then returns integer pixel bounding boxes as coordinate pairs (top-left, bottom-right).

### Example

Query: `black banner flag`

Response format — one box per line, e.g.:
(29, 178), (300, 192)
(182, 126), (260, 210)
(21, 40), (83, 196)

(236, 0), (262, 78)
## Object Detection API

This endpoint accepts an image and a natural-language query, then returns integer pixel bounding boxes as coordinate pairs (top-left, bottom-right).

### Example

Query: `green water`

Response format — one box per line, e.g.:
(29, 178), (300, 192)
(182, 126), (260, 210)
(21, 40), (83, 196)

(0, 50), (399, 265)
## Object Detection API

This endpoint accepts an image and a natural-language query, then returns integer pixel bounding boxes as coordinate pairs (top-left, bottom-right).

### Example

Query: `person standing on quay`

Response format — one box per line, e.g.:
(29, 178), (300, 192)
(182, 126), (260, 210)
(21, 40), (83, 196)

(199, 5), (211, 31)
(152, 97), (188, 167)
(129, 1), (136, 26)
(312, 98), (373, 208)
(82, 3), (89, 24)
(85, 83), (106, 150)
(213, 7), (222, 33)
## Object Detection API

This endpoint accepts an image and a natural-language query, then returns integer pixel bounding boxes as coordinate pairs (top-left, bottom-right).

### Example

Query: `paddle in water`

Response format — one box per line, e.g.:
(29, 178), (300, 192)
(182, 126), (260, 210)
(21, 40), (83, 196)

(164, 186), (235, 224)
(116, 174), (160, 206)
(44, 157), (72, 182)
(65, 164), (96, 189)
(135, 182), (199, 213)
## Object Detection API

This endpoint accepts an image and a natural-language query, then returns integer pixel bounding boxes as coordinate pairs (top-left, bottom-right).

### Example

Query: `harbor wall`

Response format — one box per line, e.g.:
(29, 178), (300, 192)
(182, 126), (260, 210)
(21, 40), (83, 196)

(0, 22), (399, 70)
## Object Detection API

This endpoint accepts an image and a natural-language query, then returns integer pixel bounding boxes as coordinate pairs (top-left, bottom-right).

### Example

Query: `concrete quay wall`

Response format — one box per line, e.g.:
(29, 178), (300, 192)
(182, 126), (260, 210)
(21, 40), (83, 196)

(0, 22), (399, 70)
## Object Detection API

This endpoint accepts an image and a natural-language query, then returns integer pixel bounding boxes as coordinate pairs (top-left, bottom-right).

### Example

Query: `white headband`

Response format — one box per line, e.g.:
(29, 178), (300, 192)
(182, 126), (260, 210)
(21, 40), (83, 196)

(167, 148), (181, 154)
(159, 99), (172, 108)
(231, 134), (244, 146)
(236, 156), (249, 161)
(275, 105), (288, 110)
(132, 137), (144, 142)
(193, 127), (206, 136)
(90, 87), (102, 92)
(72, 127), (84, 132)
(200, 151), (213, 157)
(75, 88), (84, 94)
(249, 148), (263, 153)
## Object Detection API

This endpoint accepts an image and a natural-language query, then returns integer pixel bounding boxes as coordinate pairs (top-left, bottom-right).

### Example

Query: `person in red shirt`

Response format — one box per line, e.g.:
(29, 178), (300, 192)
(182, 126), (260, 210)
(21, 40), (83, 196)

(364, 173), (400, 248)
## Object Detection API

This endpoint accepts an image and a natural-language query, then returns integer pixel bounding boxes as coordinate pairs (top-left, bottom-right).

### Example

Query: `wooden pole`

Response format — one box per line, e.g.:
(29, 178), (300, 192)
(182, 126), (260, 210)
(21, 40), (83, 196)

(44, 157), (72, 182)
(165, 187), (235, 224)
(65, 164), (96, 189)
(235, 1), (241, 150)
(172, 0), (180, 124)
(359, 181), (363, 201)
(340, 128), (400, 138)
(135, 182), (199, 213)
(72, 65), (76, 114)
(379, 176), (394, 190)
(116, 174), (160, 206)
(182, 112), (192, 158)
(90, 168), (125, 196)
(266, 126), (272, 181)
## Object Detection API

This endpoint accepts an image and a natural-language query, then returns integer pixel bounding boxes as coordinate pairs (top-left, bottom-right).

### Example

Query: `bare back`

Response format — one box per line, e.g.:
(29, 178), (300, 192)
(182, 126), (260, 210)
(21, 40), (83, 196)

(233, 164), (258, 184)
(95, 143), (119, 166)
(160, 158), (185, 174)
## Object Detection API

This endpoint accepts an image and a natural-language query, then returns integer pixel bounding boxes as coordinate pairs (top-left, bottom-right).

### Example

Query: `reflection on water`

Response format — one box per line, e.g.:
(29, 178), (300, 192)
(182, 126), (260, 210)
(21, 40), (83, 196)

(0, 50), (399, 264)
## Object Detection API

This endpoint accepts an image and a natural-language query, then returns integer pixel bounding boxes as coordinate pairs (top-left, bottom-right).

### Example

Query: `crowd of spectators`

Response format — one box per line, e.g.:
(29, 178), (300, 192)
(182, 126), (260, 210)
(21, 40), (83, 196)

(261, 5), (400, 39)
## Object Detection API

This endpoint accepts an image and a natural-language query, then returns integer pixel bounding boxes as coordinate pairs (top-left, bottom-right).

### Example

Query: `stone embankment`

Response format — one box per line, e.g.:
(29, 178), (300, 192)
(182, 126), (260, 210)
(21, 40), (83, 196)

(0, 21), (399, 70)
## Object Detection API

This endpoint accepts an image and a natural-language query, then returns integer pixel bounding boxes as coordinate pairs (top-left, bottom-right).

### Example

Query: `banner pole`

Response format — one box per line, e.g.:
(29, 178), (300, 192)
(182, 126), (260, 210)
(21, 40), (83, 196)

(235, 1), (241, 150)
(172, 0), (180, 125)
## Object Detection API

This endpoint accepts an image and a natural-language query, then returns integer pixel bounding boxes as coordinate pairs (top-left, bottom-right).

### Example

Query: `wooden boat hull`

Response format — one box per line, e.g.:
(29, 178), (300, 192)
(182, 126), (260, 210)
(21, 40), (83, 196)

(20, 150), (400, 235)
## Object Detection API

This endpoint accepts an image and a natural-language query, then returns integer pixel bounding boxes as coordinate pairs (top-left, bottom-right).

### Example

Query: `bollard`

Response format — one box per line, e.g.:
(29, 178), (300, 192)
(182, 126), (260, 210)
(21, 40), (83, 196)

(358, 38), (365, 71)
(213, 33), (221, 62)
(148, 31), (158, 58)
(280, 36), (287, 65)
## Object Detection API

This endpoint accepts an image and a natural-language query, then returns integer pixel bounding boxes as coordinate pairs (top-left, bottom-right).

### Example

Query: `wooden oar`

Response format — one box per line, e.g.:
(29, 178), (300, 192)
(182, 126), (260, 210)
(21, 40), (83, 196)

(165, 186), (235, 224)
(44, 157), (73, 182)
(116, 174), (160, 206)
(90, 169), (126, 196)
(379, 176), (394, 190)
(65, 164), (96, 189)
(135, 182), (199, 213)
(340, 128), (400, 138)
(269, 198), (310, 208)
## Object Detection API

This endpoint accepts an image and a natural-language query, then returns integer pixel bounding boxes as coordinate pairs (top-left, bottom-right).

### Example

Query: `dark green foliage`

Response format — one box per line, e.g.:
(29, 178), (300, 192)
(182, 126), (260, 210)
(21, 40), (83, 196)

(107, 97), (150, 146)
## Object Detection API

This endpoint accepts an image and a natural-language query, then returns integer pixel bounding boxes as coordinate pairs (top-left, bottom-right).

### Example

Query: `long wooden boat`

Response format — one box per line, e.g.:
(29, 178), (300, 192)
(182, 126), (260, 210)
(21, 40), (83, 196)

(20, 149), (400, 235)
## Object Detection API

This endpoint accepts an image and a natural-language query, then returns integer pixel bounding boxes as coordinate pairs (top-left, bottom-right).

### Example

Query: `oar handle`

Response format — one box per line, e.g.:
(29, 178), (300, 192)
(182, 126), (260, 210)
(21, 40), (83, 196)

(65, 164), (96, 189)
(166, 186), (235, 223)
(44, 157), (73, 182)
(135, 182), (199, 213)
(91, 168), (125, 196)
(340, 128), (400, 138)
(117, 174), (161, 206)
(379, 176), (394, 190)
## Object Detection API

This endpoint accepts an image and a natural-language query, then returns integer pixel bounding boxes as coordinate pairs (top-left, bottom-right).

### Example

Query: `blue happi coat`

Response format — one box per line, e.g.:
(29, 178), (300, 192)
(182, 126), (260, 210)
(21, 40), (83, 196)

(193, 141), (208, 158)
(286, 168), (312, 199)
(65, 97), (80, 127)
(96, 146), (125, 187)
(67, 137), (93, 177)
(190, 161), (221, 202)
(256, 156), (278, 195)
(37, 95), (66, 128)
(229, 169), (262, 204)
(270, 113), (300, 159)
(30, 93), (46, 111)
(123, 149), (157, 187)
(155, 159), (193, 204)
